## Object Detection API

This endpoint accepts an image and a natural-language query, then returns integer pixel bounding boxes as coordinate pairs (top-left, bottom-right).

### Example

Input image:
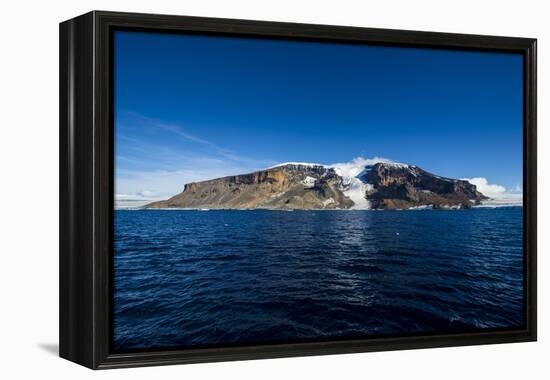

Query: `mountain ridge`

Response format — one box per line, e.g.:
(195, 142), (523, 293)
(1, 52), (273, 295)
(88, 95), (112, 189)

(144, 161), (489, 210)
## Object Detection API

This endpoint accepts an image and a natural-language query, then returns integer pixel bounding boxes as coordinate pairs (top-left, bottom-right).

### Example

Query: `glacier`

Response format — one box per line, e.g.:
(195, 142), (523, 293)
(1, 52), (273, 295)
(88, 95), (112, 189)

(269, 157), (408, 210)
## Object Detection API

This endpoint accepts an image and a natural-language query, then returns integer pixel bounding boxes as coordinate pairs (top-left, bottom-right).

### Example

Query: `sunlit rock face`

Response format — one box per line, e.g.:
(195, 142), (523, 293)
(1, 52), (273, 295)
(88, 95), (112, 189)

(144, 162), (487, 210)
(144, 164), (353, 210)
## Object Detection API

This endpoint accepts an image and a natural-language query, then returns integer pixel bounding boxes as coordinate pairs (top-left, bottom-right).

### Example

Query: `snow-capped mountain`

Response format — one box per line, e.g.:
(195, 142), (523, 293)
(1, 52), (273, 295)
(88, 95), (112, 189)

(144, 158), (489, 210)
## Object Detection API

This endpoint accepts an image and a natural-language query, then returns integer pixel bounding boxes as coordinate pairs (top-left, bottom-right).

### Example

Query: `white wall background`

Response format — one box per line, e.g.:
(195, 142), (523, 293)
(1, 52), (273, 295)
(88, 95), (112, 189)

(0, 0), (547, 378)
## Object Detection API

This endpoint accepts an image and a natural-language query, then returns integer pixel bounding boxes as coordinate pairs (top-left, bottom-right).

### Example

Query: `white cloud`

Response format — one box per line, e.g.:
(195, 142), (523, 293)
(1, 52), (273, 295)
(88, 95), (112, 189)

(115, 161), (263, 201)
(462, 177), (522, 206)
(115, 192), (160, 209)
(115, 191), (157, 201)
(119, 111), (274, 167)
(327, 156), (399, 178)
(156, 122), (213, 146)
(115, 111), (277, 199)
(463, 177), (506, 198)
(137, 190), (156, 198)
(115, 139), (522, 209)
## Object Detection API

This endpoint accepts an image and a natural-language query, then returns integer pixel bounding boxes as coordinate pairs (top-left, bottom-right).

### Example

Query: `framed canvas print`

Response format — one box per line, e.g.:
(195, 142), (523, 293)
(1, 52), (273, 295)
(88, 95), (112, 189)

(59, 11), (537, 369)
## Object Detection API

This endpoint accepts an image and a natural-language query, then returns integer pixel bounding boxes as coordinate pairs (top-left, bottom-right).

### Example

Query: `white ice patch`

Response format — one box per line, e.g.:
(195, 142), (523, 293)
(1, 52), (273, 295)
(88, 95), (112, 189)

(328, 157), (404, 178)
(327, 157), (397, 210)
(439, 204), (462, 210)
(340, 179), (371, 209)
(377, 161), (410, 169)
(407, 204), (433, 210)
(269, 162), (325, 169)
(322, 198), (335, 207)
(302, 176), (317, 188)
(267, 157), (410, 210)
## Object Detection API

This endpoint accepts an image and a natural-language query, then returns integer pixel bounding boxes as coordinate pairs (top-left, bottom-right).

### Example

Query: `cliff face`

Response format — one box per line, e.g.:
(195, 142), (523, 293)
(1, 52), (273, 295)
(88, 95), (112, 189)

(144, 162), (488, 210)
(362, 163), (488, 209)
(145, 164), (354, 210)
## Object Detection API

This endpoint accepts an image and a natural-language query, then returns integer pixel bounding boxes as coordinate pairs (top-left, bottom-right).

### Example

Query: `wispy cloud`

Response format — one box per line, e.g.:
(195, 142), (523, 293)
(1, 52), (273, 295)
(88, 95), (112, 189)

(118, 111), (274, 167)
(513, 184), (523, 193)
(116, 164), (257, 200)
(115, 191), (162, 209)
(115, 111), (277, 198)
(154, 121), (214, 146)
(462, 177), (522, 205)
(115, 191), (158, 201)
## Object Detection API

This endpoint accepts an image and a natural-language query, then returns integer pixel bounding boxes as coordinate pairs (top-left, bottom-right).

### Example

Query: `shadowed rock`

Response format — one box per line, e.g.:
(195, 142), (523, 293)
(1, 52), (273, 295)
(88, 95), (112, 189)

(363, 163), (488, 209)
(144, 162), (488, 210)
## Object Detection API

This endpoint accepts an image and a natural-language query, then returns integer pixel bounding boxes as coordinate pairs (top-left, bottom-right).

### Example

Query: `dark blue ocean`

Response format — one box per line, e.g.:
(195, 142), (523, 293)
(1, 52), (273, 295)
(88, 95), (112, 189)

(113, 208), (524, 350)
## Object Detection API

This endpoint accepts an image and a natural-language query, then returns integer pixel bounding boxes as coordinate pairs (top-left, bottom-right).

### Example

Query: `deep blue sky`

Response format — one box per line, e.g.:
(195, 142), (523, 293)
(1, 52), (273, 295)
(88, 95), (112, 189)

(114, 31), (523, 199)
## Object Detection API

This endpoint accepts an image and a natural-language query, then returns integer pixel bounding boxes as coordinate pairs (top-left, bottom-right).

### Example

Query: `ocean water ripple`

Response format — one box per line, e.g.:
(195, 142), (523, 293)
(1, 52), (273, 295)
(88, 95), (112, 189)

(113, 208), (523, 350)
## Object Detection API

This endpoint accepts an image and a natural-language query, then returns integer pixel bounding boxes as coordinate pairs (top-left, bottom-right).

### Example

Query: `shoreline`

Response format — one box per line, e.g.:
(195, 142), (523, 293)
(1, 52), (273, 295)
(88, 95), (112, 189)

(115, 204), (523, 211)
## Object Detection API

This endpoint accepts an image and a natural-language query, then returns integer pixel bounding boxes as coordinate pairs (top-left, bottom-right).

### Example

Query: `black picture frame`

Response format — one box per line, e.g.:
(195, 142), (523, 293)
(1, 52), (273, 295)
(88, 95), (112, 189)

(59, 10), (537, 369)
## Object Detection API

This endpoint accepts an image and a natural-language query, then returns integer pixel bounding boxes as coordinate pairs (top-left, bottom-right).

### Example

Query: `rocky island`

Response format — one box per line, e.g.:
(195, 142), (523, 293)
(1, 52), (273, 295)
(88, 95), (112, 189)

(144, 161), (488, 210)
